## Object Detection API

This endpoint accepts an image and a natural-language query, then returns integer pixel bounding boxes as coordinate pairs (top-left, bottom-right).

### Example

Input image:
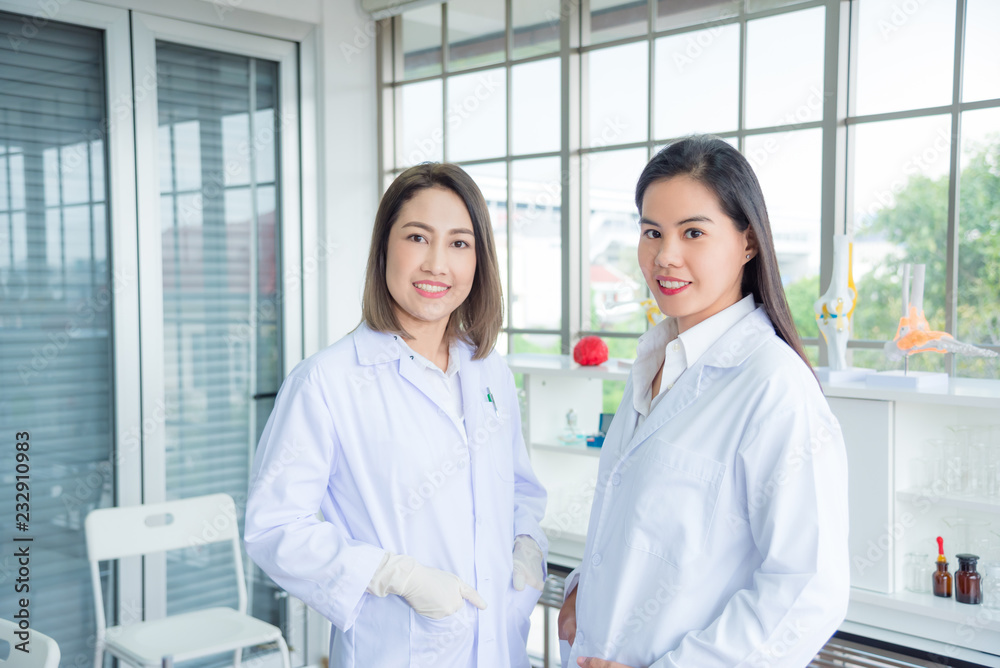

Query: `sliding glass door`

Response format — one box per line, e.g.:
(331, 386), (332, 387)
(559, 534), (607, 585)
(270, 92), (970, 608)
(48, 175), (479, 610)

(0, 4), (137, 660)
(155, 40), (285, 625)
(0, 1), (303, 659)
(131, 11), (302, 647)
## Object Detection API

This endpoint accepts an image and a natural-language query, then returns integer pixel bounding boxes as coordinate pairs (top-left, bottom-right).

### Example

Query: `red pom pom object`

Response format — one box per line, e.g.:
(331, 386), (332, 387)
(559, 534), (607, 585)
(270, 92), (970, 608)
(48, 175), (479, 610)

(573, 335), (609, 366)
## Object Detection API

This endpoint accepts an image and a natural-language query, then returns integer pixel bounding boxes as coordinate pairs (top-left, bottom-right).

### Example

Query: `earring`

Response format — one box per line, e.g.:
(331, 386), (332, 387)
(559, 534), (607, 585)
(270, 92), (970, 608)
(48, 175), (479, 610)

(745, 254), (751, 259)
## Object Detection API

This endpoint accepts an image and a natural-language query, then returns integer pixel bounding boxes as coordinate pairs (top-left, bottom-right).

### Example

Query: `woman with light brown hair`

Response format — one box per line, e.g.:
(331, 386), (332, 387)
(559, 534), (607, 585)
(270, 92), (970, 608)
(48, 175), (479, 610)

(246, 163), (548, 668)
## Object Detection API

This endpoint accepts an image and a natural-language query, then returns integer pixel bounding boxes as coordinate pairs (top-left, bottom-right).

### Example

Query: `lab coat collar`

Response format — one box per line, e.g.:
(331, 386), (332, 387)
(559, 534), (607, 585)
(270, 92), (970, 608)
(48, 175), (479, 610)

(696, 306), (774, 370)
(353, 322), (475, 368)
(353, 322), (405, 365)
(620, 307), (775, 462)
(353, 323), (479, 439)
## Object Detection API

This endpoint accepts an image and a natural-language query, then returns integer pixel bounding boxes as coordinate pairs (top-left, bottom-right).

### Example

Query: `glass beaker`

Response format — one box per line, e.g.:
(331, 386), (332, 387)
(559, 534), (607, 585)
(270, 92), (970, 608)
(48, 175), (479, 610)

(987, 444), (1000, 499)
(924, 438), (952, 495)
(943, 516), (993, 556)
(983, 563), (1000, 610)
(904, 552), (932, 593)
(967, 442), (988, 498)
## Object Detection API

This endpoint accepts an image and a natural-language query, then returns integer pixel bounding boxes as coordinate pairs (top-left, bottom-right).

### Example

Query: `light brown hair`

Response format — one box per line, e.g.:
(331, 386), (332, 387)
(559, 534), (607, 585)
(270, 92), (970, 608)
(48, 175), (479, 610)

(361, 163), (503, 359)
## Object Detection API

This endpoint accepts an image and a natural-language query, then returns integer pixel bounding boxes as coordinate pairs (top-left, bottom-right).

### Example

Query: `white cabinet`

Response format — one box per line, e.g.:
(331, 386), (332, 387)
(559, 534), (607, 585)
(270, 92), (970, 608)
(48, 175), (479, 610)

(507, 353), (1000, 666)
(506, 353), (630, 565)
(824, 380), (1000, 664)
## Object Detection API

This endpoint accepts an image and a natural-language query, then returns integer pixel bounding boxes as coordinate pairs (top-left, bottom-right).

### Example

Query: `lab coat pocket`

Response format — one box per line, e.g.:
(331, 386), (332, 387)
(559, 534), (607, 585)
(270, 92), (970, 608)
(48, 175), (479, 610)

(479, 400), (516, 482)
(409, 605), (475, 668)
(624, 443), (726, 568)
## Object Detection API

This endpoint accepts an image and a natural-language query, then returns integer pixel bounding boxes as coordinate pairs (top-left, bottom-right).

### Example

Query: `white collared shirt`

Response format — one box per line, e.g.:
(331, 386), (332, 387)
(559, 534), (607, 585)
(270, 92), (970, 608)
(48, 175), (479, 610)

(632, 294), (756, 426)
(397, 337), (466, 438)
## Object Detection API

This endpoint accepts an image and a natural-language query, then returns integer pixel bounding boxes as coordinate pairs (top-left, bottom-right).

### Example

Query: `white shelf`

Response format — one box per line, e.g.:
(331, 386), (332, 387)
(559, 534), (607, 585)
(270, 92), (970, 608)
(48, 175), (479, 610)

(851, 588), (1000, 632)
(505, 353), (632, 381)
(837, 620), (1000, 667)
(532, 442), (603, 458)
(896, 488), (1000, 514)
(822, 376), (1000, 408)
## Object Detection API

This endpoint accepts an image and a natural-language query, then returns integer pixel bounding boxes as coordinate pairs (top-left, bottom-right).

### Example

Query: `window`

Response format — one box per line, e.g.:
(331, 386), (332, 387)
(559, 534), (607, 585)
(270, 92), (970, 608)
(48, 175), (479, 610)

(848, 0), (1000, 378)
(380, 0), (1000, 378)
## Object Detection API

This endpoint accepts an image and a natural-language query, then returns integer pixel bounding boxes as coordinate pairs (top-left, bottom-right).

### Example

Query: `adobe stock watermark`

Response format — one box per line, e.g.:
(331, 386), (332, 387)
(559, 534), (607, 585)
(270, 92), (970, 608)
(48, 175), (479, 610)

(745, 85), (827, 171)
(877, 0), (933, 41)
(510, 115), (628, 233)
(858, 126), (951, 220)
(670, 23), (727, 74)
(393, 403), (509, 520)
(17, 266), (135, 384)
(4, 0), (71, 52)
(212, 0), (244, 22)
(55, 398), (174, 528)
(340, 18), (382, 64)
(397, 72), (503, 166)
(176, 108), (295, 226)
(597, 576), (682, 658)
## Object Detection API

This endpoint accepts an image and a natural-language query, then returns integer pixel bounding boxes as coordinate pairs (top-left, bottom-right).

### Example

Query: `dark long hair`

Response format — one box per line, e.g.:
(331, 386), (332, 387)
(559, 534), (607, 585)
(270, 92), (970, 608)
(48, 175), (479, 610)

(635, 135), (812, 371)
(361, 163), (503, 360)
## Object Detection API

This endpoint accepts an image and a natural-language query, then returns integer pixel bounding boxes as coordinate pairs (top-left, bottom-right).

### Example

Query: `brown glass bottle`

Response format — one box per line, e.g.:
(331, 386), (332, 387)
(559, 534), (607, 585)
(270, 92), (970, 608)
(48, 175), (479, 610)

(955, 554), (982, 605)
(933, 560), (952, 598)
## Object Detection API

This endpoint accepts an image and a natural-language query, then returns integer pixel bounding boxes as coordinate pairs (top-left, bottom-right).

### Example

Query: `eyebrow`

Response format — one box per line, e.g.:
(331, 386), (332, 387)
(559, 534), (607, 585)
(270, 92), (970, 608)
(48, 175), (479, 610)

(639, 215), (714, 228)
(400, 221), (475, 236)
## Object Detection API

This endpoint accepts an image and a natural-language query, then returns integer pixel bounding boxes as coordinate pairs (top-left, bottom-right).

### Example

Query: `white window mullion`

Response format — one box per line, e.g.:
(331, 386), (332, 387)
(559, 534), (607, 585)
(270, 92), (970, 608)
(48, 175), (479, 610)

(129, 8), (169, 620)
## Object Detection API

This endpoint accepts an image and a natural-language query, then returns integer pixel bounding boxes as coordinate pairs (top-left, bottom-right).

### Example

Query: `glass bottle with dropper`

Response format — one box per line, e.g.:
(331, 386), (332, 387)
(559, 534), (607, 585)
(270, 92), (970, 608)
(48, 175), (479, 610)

(933, 536), (952, 598)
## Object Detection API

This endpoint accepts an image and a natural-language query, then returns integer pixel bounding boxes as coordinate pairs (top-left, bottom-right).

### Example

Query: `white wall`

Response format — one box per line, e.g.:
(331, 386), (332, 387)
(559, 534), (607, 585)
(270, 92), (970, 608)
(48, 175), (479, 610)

(315, 0), (380, 351)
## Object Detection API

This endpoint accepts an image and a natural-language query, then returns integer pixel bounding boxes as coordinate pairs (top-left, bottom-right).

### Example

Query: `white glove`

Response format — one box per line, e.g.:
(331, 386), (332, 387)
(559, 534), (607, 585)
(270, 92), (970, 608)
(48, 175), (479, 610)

(512, 535), (545, 592)
(367, 552), (487, 619)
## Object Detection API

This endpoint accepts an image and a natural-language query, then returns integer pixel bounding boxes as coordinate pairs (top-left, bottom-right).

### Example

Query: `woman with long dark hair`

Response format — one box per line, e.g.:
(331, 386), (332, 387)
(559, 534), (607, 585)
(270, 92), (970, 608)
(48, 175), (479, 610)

(558, 136), (849, 667)
(246, 163), (547, 667)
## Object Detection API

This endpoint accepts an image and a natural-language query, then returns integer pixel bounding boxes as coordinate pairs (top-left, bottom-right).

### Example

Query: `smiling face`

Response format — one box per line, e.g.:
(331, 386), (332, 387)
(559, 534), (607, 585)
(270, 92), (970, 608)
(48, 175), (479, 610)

(385, 186), (477, 336)
(638, 175), (755, 333)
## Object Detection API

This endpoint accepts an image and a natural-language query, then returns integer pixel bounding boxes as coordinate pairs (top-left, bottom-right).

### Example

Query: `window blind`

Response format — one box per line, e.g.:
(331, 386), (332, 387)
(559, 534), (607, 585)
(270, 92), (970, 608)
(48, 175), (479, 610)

(155, 41), (284, 634)
(0, 11), (112, 660)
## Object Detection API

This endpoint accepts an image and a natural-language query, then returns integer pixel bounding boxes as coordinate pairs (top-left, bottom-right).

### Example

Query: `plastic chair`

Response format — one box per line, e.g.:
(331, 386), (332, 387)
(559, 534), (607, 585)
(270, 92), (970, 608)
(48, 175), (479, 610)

(0, 618), (60, 668)
(85, 493), (291, 668)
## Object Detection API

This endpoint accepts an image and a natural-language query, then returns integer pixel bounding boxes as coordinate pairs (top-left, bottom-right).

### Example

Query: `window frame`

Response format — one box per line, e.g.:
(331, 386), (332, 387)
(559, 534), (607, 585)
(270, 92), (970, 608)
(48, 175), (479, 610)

(844, 0), (1000, 373)
(378, 0), (1000, 374)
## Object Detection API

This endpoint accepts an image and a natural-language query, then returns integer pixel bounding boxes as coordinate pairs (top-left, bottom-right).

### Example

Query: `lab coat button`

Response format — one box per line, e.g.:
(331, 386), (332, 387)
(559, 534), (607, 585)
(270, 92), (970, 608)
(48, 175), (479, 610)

(672, 341), (680, 352)
(591, 553), (602, 566)
(611, 473), (621, 486)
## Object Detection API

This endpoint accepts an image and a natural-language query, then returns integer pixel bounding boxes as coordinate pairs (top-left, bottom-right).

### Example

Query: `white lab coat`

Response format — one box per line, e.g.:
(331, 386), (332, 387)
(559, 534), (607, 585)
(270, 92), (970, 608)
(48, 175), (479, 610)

(564, 307), (850, 668)
(245, 323), (547, 668)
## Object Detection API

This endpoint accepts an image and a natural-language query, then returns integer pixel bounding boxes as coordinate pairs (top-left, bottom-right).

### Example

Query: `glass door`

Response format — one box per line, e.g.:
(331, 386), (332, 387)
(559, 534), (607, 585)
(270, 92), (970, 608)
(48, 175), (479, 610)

(0, 2), (139, 660)
(131, 12), (302, 648)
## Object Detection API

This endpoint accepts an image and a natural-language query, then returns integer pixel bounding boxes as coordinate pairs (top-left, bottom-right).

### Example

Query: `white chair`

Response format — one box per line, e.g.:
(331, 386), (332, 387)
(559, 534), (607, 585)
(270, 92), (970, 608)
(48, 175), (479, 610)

(85, 493), (291, 668)
(0, 618), (60, 668)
